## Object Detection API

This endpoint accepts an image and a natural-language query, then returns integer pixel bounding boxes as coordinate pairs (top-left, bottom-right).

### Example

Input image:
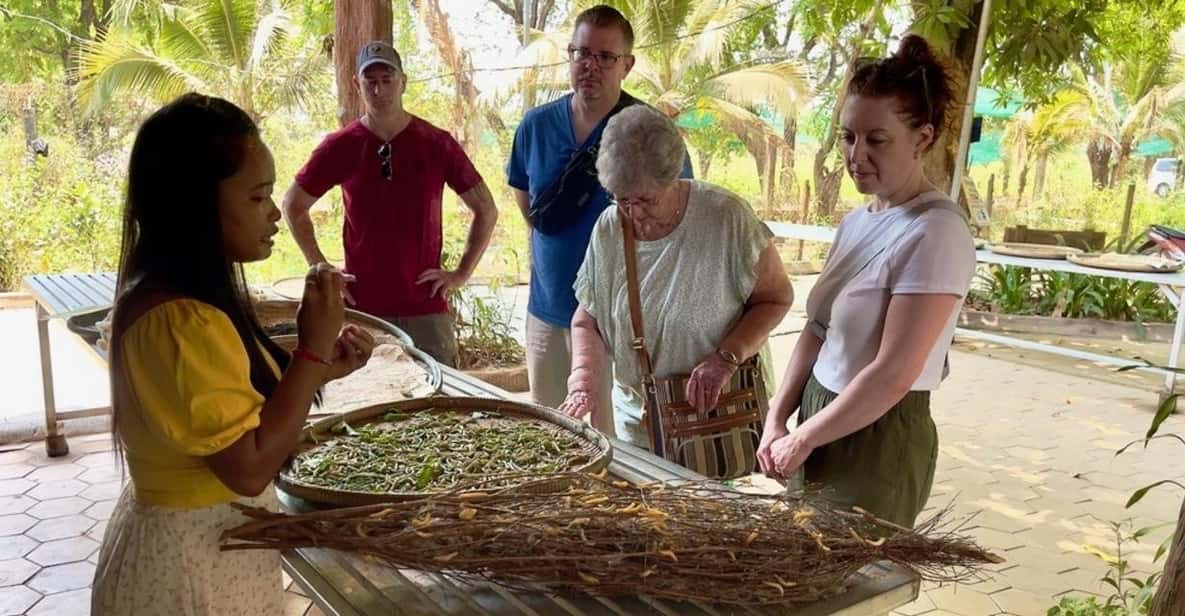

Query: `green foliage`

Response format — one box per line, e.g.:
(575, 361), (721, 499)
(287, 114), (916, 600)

(1047, 519), (1168, 616)
(970, 265), (1174, 323)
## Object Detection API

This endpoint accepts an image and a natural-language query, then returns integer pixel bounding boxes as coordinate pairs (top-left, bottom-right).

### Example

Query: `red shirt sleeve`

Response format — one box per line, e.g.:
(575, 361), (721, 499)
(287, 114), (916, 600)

(295, 129), (354, 198)
(439, 131), (483, 196)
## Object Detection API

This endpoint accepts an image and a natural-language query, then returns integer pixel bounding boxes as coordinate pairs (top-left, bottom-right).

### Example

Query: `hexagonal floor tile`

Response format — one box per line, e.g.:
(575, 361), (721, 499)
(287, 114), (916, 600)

(27, 515), (96, 542)
(86, 520), (108, 542)
(0, 585), (41, 614)
(0, 479), (34, 497)
(78, 467), (123, 484)
(0, 448), (33, 465)
(77, 452), (117, 468)
(27, 480), (88, 501)
(0, 465), (34, 481)
(0, 535), (38, 560)
(0, 496), (36, 516)
(27, 497), (91, 520)
(0, 513), (37, 536)
(85, 500), (117, 522)
(26, 464), (85, 482)
(26, 587), (92, 616)
(27, 561), (96, 595)
(0, 558), (39, 587)
(26, 536), (99, 567)
(80, 481), (124, 502)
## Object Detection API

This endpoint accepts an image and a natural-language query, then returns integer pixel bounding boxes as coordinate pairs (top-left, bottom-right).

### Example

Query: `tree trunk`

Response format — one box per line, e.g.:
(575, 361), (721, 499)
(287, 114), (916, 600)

(1002, 162), (1011, 197)
(698, 151), (714, 178)
(1016, 164), (1030, 209)
(764, 135), (778, 218)
(919, 0), (983, 203)
(1150, 496), (1185, 615)
(814, 10), (877, 217)
(780, 115), (798, 208)
(1112, 141), (1133, 188)
(1033, 153), (1048, 198)
(1087, 139), (1112, 189)
(334, 0), (394, 127)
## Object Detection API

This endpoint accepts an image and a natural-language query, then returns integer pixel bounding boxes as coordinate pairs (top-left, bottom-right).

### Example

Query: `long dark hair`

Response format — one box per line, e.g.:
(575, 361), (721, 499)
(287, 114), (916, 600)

(110, 93), (289, 453)
(847, 34), (956, 150)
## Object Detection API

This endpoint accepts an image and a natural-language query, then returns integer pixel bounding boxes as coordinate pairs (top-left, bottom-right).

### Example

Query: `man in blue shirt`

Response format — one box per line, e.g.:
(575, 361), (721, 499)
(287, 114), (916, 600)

(507, 5), (690, 432)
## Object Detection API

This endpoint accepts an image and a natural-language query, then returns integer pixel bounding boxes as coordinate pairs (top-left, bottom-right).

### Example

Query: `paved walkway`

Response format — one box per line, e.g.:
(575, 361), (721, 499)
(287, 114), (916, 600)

(2, 281), (1183, 615)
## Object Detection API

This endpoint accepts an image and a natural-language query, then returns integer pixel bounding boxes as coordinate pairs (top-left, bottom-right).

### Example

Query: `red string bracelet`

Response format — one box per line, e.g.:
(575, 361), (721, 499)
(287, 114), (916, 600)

(293, 346), (332, 367)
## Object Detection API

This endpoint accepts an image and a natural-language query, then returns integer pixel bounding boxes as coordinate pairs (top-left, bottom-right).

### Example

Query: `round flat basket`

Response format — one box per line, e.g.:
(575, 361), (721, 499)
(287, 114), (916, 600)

(276, 397), (613, 507)
(270, 334), (442, 400)
(254, 299), (414, 347)
(1067, 253), (1184, 273)
(987, 242), (1084, 260)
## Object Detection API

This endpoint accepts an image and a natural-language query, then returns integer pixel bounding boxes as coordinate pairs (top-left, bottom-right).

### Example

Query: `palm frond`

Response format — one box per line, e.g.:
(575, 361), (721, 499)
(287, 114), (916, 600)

(75, 29), (208, 116)
(248, 0), (291, 73)
(702, 60), (811, 119)
(196, 0), (255, 69)
(158, 7), (216, 67)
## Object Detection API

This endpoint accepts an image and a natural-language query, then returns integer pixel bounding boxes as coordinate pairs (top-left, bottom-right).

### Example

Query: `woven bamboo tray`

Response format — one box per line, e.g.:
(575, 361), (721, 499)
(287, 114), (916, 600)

(254, 299), (414, 347)
(1067, 253), (1184, 273)
(269, 334), (442, 398)
(276, 397), (614, 507)
(986, 242), (1084, 259)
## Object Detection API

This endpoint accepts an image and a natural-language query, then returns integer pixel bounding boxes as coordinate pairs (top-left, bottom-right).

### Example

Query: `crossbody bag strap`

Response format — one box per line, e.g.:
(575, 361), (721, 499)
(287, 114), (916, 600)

(620, 215), (666, 456)
(809, 197), (965, 339)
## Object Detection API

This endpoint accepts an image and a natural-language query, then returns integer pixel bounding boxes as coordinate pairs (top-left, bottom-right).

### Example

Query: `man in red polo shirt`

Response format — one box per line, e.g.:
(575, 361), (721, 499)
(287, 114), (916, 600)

(282, 41), (498, 367)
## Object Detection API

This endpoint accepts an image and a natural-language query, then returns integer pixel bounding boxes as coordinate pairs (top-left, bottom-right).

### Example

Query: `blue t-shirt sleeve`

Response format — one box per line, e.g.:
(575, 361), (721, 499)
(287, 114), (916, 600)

(507, 121), (530, 191)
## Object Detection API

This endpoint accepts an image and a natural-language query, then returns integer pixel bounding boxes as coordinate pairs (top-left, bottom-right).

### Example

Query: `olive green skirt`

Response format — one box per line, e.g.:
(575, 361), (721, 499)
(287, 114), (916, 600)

(790, 375), (938, 529)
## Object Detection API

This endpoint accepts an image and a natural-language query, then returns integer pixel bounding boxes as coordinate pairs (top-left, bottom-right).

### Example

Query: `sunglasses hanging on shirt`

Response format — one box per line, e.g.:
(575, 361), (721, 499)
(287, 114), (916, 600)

(378, 142), (392, 180)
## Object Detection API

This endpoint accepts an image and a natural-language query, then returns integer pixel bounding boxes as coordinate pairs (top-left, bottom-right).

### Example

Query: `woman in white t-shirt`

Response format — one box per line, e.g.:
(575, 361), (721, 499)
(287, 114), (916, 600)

(557, 105), (793, 470)
(757, 35), (976, 527)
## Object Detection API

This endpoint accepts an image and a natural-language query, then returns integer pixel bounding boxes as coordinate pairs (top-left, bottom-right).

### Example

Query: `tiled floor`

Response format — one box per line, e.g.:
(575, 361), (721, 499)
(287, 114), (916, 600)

(0, 435), (323, 615)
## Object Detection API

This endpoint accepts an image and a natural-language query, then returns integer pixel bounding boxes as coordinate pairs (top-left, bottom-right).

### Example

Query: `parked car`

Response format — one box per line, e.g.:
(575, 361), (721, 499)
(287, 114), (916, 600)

(1148, 157), (1179, 197)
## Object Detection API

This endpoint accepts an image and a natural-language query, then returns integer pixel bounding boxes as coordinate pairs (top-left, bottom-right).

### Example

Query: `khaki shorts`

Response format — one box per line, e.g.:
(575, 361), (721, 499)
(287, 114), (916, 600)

(382, 313), (460, 368)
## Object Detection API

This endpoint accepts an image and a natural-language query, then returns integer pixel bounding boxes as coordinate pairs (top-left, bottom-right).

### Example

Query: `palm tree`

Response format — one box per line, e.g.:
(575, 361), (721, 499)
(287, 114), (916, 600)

(1065, 52), (1185, 188)
(517, 0), (811, 211)
(1002, 93), (1082, 205)
(75, 0), (329, 121)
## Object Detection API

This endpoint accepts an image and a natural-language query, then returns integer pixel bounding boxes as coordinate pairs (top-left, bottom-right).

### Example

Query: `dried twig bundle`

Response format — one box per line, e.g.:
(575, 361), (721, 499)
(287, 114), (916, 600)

(223, 472), (1002, 606)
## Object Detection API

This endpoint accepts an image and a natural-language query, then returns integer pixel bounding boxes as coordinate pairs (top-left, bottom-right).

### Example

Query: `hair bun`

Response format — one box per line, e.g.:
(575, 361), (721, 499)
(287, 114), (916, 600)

(895, 34), (938, 66)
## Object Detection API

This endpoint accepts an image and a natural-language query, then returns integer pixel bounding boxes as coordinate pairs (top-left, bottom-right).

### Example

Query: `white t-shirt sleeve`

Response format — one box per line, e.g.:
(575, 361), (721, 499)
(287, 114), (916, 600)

(887, 210), (976, 296)
(726, 198), (775, 301)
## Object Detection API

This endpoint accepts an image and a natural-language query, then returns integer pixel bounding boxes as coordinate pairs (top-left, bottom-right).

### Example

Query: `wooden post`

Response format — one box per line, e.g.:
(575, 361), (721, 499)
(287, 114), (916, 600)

(986, 173), (995, 220)
(1119, 183), (1136, 248)
(801, 181), (811, 222)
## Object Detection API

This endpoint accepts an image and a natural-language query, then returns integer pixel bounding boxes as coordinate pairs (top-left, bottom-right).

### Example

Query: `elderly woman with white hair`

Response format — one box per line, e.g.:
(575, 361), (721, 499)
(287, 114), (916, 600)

(558, 105), (793, 469)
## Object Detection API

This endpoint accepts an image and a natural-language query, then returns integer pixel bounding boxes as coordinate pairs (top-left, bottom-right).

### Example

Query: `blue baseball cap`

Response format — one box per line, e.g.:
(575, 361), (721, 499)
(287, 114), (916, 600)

(357, 41), (403, 74)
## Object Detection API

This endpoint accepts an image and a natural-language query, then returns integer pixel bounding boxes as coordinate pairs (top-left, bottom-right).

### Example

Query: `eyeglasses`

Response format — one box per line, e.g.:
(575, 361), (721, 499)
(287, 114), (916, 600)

(567, 46), (625, 68)
(377, 143), (392, 181)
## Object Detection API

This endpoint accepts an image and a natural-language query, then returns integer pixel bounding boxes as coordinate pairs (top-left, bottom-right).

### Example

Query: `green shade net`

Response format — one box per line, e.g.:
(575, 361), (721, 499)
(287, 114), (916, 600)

(975, 87), (1023, 118)
(1136, 136), (1173, 157)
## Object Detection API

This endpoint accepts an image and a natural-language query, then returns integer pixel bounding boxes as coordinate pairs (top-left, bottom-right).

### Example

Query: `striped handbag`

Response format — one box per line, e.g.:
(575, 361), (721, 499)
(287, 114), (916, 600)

(621, 217), (768, 480)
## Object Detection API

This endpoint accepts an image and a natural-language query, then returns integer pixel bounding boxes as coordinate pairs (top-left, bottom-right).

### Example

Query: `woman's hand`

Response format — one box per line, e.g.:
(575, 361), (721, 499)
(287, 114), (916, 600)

(296, 263), (346, 358)
(686, 353), (738, 412)
(558, 367), (603, 421)
(757, 416), (789, 478)
(769, 431), (814, 482)
(324, 324), (375, 381)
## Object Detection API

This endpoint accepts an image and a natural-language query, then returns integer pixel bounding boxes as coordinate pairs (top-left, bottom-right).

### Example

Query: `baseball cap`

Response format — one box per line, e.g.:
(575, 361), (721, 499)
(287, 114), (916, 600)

(357, 41), (403, 74)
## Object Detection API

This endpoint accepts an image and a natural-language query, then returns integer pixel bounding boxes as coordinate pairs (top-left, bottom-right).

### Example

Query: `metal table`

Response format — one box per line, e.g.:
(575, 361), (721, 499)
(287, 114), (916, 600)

(279, 365), (920, 616)
(767, 222), (1185, 400)
(21, 272), (117, 457)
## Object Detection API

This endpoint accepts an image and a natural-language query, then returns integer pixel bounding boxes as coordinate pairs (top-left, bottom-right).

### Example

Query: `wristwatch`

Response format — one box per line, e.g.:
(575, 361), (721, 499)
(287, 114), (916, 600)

(716, 348), (741, 366)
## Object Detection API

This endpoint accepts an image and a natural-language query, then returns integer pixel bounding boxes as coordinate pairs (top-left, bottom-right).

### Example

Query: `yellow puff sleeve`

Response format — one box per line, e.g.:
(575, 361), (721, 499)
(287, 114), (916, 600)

(120, 299), (265, 456)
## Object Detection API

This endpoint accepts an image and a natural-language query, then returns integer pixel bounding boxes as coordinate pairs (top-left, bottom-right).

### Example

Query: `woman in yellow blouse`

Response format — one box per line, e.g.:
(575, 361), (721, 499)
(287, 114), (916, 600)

(91, 93), (375, 615)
